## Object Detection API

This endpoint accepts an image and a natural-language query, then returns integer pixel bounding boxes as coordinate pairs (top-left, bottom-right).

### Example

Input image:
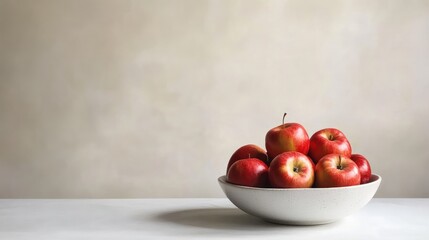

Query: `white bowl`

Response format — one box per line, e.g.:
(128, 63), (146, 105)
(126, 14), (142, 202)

(218, 174), (381, 225)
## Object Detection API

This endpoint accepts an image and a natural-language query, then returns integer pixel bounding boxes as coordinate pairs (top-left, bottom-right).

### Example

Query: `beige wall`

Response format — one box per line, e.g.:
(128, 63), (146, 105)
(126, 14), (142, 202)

(1, 0), (428, 198)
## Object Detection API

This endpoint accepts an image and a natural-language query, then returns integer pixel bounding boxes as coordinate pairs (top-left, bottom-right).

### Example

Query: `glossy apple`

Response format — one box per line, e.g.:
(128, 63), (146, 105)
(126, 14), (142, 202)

(268, 151), (314, 188)
(265, 113), (310, 160)
(314, 154), (360, 188)
(308, 128), (352, 164)
(226, 144), (268, 173)
(227, 158), (269, 187)
(350, 154), (372, 184)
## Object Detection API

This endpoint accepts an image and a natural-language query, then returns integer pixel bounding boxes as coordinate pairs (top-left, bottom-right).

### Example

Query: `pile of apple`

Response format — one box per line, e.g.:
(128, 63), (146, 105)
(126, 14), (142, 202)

(226, 113), (372, 188)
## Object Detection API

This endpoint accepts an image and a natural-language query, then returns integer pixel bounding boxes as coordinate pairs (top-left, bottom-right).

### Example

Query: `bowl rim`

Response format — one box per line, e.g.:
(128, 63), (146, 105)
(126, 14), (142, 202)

(218, 174), (381, 191)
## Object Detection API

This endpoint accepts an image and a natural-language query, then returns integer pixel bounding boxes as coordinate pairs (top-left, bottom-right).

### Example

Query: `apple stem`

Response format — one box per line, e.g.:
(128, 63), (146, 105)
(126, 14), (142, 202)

(282, 113), (287, 127)
(337, 155), (343, 170)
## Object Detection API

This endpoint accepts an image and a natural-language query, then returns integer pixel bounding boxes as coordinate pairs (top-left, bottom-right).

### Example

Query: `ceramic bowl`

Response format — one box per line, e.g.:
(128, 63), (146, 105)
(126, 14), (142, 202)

(218, 174), (381, 225)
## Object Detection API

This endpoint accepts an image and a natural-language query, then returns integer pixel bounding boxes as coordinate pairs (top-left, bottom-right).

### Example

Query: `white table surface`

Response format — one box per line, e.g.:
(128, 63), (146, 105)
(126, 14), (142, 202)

(0, 198), (428, 240)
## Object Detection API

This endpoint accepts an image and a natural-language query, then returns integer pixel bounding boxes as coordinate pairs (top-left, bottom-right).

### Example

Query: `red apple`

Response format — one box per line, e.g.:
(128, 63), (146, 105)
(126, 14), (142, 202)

(265, 113), (310, 160)
(227, 158), (269, 187)
(314, 154), (360, 187)
(350, 154), (372, 184)
(226, 144), (268, 173)
(268, 151), (314, 188)
(308, 128), (352, 164)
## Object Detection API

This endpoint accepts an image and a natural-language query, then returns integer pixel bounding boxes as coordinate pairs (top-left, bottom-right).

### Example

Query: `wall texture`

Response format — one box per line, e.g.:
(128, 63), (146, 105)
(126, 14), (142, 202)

(0, 0), (428, 198)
